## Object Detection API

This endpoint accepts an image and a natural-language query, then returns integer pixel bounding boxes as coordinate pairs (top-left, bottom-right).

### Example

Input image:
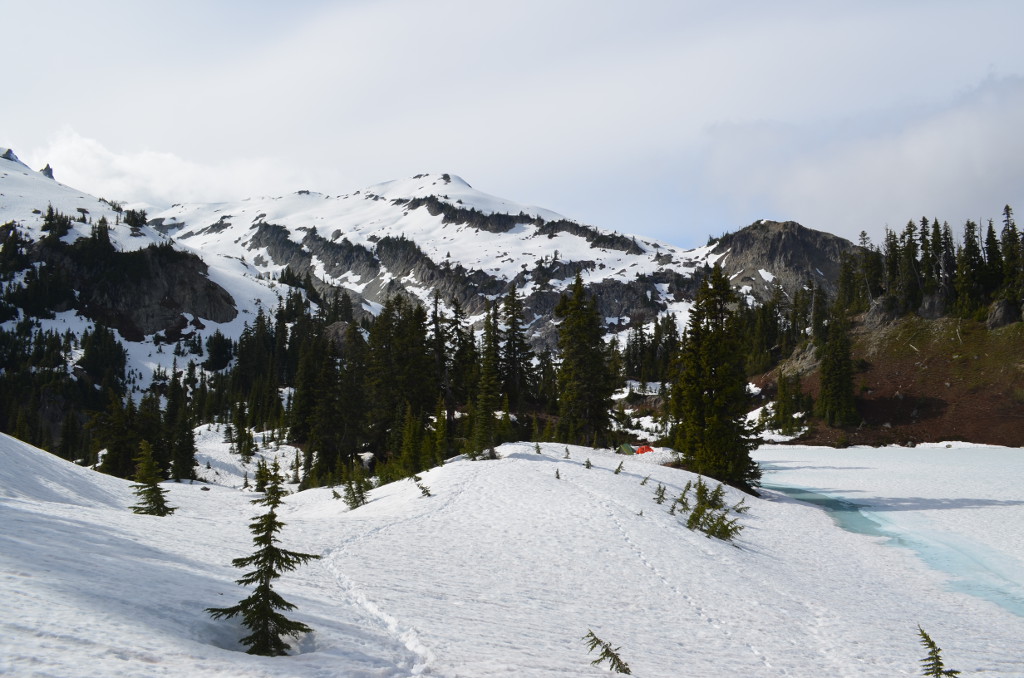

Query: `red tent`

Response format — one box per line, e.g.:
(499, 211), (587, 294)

(636, 445), (654, 454)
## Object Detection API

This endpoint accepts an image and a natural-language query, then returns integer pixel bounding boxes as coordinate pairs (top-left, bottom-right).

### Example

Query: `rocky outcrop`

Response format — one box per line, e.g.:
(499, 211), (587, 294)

(712, 220), (859, 301)
(986, 298), (1021, 329)
(36, 239), (236, 341)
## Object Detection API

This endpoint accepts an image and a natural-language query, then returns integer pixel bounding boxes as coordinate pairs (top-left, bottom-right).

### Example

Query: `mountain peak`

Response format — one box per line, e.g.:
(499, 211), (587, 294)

(1, 147), (27, 166)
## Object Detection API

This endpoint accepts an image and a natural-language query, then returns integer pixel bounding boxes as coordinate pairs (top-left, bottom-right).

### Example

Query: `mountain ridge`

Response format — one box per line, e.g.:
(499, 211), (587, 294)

(3, 147), (859, 359)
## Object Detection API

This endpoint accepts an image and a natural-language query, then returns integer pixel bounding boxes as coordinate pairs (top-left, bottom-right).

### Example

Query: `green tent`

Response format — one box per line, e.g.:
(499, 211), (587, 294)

(617, 443), (635, 455)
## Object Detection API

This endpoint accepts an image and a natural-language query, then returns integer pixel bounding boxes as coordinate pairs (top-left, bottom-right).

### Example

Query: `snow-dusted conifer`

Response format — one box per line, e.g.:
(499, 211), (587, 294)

(207, 459), (320, 656)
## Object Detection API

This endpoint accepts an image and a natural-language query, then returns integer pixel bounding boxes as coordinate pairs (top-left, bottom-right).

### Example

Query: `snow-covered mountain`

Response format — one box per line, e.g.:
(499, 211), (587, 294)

(2, 430), (1022, 676)
(1, 146), (857, 374)
(148, 171), (720, 346)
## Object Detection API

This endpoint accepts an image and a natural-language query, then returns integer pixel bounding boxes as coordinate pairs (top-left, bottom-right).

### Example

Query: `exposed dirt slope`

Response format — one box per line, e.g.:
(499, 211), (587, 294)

(776, 315), (1024, 447)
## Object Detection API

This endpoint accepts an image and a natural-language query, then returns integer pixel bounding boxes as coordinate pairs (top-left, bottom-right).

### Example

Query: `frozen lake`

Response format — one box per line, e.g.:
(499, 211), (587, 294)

(755, 443), (1024, 619)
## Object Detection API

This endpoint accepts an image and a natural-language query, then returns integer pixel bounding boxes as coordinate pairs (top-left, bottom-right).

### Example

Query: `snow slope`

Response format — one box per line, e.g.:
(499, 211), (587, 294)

(0, 149), (285, 385)
(3, 433), (1022, 676)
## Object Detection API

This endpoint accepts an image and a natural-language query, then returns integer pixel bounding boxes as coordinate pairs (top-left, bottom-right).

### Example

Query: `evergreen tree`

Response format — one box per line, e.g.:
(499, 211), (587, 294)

(670, 264), (760, 492)
(1000, 205), (1021, 304)
(815, 313), (858, 428)
(130, 441), (175, 516)
(500, 289), (536, 413)
(771, 371), (811, 435)
(555, 274), (615, 445)
(982, 219), (1004, 299)
(954, 220), (985, 318)
(917, 626), (961, 677)
(207, 460), (320, 656)
(471, 303), (501, 458)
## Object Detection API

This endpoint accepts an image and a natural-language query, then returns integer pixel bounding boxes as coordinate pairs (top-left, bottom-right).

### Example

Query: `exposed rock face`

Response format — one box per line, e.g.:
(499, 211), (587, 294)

(986, 298), (1021, 330)
(862, 295), (901, 329)
(712, 220), (860, 301)
(38, 164), (54, 180)
(36, 240), (236, 341)
(917, 292), (950, 320)
(245, 217), (677, 350)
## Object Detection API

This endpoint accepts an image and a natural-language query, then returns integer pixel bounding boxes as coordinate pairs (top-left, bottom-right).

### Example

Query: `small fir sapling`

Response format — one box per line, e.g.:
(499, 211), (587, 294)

(917, 626), (961, 677)
(585, 458), (592, 469)
(555, 468), (561, 480)
(677, 476), (748, 541)
(614, 461), (624, 474)
(582, 630), (631, 675)
(640, 474), (650, 486)
(653, 483), (667, 504)
(535, 441), (542, 454)
(343, 480), (366, 510)
(564, 447), (571, 459)
(417, 482), (432, 497)
(206, 460), (320, 656)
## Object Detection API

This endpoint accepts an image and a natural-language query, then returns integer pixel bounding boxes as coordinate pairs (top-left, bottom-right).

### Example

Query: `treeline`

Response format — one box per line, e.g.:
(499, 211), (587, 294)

(3, 204), (1019, 494)
(834, 206), (1022, 320)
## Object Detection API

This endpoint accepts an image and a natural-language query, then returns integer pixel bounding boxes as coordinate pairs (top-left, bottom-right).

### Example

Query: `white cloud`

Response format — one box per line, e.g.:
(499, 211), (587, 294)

(5, 1), (1024, 247)
(700, 77), (1024, 242)
(24, 129), (313, 208)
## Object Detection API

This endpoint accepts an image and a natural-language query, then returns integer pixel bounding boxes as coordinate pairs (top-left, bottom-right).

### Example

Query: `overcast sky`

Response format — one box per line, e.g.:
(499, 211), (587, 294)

(3, 1), (1023, 248)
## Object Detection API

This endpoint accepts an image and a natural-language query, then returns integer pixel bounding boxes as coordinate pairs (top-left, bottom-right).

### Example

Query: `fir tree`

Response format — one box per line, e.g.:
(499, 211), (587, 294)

(917, 626), (960, 677)
(470, 303), (501, 459)
(670, 264), (760, 492)
(815, 314), (858, 428)
(207, 460), (320, 656)
(499, 289), (536, 413)
(555, 274), (615, 445)
(130, 441), (175, 516)
(582, 630), (631, 674)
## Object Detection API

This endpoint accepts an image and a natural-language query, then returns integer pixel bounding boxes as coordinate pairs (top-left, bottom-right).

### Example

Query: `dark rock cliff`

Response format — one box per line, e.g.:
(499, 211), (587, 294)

(713, 220), (860, 301)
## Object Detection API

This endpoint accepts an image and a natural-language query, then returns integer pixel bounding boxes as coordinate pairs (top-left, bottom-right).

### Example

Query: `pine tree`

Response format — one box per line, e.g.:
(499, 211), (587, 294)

(555, 274), (615, 445)
(471, 303), (501, 459)
(582, 630), (631, 674)
(815, 313), (858, 428)
(500, 289), (536, 413)
(954, 220), (985, 318)
(207, 460), (320, 656)
(130, 441), (175, 516)
(670, 264), (760, 492)
(917, 626), (961, 677)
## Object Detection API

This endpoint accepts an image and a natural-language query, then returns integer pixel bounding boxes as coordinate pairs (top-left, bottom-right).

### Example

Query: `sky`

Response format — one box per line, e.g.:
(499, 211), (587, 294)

(3, 0), (1024, 249)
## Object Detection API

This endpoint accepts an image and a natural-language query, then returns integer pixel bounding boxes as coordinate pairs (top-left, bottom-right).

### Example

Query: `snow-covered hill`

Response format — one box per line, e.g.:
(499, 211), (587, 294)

(2, 431), (1022, 676)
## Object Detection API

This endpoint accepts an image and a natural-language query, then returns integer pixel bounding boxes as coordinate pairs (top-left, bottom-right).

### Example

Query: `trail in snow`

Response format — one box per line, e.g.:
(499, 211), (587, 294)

(3, 433), (1024, 676)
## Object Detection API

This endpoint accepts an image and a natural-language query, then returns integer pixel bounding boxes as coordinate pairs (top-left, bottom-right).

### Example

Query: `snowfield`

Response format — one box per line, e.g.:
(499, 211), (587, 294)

(2, 433), (1023, 677)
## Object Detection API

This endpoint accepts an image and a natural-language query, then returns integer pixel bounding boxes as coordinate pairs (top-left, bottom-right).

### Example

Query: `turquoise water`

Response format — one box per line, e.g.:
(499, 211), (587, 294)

(763, 483), (1024, 619)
